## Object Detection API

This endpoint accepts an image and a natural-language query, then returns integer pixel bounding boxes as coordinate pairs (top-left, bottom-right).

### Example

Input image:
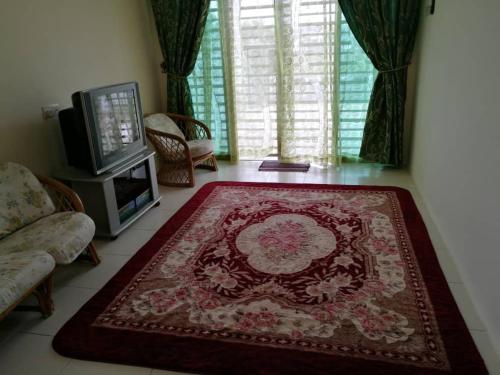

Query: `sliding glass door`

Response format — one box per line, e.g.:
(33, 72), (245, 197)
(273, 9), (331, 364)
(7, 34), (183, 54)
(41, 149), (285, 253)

(188, 0), (376, 164)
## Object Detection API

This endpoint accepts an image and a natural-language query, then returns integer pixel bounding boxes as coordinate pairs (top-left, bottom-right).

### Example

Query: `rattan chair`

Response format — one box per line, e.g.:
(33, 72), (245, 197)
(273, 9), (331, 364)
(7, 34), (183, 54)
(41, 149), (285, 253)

(144, 113), (218, 187)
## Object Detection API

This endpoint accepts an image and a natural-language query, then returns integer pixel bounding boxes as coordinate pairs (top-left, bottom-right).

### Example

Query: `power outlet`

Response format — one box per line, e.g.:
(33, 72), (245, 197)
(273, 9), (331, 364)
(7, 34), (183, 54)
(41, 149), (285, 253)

(41, 104), (60, 120)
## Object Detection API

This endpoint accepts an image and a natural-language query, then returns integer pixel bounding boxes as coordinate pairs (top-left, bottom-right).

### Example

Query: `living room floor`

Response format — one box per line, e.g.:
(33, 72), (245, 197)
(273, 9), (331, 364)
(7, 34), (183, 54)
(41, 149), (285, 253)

(0, 161), (498, 375)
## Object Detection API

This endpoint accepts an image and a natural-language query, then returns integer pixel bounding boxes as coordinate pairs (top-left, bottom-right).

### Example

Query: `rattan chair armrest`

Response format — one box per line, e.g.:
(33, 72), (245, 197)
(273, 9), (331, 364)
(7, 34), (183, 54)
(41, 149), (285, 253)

(145, 127), (192, 161)
(37, 175), (85, 213)
(190, 121), (211, 140)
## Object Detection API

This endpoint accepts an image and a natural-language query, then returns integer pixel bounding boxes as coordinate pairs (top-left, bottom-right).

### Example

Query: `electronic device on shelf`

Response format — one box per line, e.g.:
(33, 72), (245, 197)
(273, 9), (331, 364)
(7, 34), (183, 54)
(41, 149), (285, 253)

(59, 81), (147, 176)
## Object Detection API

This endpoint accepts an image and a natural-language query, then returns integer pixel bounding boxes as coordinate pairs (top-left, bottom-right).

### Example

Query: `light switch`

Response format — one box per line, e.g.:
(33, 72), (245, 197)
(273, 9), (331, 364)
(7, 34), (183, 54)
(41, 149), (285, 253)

(41, 104), (60, 120)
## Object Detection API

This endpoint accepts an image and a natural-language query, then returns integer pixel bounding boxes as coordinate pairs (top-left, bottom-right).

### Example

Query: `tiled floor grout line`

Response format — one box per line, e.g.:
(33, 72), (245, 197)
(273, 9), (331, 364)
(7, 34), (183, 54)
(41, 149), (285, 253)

(99, 252), (140, 257)
(469, 328), (488, 332)
(110, 228), (154, 234)
(57, 359), (72, 375)
(19, 331), (53, 337)
(58, 285), (100, 291)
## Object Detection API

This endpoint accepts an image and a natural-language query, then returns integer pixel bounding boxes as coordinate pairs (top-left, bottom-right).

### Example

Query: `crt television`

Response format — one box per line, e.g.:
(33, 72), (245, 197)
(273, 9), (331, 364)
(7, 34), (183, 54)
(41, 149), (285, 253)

(59, 82), (147, 175)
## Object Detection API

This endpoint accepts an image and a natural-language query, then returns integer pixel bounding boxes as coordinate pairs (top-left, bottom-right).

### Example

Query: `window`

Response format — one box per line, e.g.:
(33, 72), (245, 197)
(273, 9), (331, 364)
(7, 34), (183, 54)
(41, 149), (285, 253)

(188, 1), (230, 157)
(189, 0), (376, 162)
(339, 15), (376, 159)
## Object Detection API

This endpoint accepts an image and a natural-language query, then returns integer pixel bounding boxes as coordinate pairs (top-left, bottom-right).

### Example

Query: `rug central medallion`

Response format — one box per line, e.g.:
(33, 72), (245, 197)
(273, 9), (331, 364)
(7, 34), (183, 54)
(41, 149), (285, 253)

(236, 213), (336, 274)
(94, 185), (450, 370)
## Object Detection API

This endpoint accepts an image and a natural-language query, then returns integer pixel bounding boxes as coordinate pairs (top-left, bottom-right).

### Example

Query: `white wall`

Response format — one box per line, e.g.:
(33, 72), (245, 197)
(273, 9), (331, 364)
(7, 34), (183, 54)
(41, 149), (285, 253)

(0, 0), (162, 174)
(410, 0), (500, 352)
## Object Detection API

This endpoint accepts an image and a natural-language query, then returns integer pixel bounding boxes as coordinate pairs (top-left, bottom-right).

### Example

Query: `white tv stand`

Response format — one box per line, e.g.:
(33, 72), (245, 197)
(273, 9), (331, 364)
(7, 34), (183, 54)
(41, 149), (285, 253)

(54, 150), (161, 239)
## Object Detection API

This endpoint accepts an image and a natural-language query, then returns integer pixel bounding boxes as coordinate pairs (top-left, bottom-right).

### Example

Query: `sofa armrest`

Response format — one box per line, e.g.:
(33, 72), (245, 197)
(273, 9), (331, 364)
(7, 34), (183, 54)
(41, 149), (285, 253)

(36, 175), (85, 213)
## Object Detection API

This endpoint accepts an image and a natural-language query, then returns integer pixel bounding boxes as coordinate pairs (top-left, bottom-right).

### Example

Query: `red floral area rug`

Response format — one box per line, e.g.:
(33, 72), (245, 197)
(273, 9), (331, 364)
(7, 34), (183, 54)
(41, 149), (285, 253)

(53, 182), (487, 374)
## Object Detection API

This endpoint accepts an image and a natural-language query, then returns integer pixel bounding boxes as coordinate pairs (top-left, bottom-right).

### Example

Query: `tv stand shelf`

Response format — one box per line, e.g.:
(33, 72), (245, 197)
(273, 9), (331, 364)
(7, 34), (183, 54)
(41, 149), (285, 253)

(54, 150), (161, 239)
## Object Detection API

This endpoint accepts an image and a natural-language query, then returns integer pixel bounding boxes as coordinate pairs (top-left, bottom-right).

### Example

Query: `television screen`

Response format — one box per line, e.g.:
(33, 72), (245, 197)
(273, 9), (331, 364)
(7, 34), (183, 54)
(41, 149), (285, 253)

(94, 90), (141, 156)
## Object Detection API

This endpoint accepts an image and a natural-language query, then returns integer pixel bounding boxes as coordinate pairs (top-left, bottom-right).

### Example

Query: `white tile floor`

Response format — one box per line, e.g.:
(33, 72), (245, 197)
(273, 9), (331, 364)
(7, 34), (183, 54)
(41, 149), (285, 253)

(0, 161), (498, 374)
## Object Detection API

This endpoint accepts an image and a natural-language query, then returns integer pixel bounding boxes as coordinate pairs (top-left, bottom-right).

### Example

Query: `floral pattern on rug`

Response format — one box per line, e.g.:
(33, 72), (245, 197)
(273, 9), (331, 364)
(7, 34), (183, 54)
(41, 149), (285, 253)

(236, 214), (337, 274)
(94, 186), (449, 369)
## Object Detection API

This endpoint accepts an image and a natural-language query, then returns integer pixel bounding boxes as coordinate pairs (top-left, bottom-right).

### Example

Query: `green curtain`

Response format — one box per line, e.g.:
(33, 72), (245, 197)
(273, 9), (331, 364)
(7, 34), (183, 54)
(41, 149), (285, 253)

(187, 1), (231, 158)
(150, 0), (210, 116)
(338, 0), (420, 167)
(338, 13), (377, 160)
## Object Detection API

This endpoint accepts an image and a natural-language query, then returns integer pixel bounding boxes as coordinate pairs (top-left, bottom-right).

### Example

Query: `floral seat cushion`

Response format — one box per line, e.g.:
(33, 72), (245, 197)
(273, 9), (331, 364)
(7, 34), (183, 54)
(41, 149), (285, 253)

(0, 212), (95, 265)
(0, 162), (55, 239)
(0, 250), (55, 315)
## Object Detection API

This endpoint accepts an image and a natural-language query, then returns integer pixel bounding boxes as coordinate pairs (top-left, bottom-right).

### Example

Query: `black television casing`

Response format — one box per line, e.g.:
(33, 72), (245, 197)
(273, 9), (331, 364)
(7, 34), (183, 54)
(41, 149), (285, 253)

(59, 107), (93, 172)
(59, 82), (147, 175)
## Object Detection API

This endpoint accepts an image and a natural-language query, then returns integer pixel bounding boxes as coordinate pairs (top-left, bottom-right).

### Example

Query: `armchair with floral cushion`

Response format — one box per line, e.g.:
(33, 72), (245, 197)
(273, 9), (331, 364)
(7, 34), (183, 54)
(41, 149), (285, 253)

(0, 162), (99, 321)
(144, 113), (218, 187)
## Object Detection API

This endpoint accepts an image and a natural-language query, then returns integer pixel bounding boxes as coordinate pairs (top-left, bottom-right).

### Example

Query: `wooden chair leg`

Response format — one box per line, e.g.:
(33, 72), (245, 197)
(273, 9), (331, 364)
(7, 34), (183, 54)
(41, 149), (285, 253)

(187, 164), (195, 187)
(196, 154), (218, 171)
(86, 242), (101, 265)
(210, 154), (218, 171)
(32, 274), (54, 318)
